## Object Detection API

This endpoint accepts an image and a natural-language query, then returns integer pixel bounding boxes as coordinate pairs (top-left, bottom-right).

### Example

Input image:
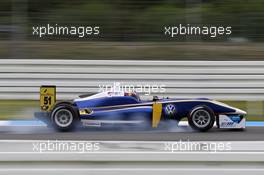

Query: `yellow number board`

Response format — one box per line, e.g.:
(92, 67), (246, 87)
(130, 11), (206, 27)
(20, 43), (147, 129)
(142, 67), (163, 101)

(40, 86), (56, 111)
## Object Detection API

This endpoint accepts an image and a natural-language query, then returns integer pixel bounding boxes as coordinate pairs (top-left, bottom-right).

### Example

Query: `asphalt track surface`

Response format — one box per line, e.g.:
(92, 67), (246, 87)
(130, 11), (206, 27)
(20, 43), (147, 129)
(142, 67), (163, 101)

(0, 126), (264, 141)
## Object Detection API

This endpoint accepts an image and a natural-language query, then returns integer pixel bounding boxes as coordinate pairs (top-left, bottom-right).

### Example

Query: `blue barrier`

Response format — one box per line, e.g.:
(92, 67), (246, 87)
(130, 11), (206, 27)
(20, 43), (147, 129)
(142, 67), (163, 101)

(246, 121), (264, 127)
(0, 120), (46, 126)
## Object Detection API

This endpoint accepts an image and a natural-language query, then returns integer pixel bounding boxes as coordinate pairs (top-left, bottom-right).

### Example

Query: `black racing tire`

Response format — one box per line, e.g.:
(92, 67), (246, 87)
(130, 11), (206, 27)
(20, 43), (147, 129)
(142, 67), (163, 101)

(50, 103), (79, 132)
(53, 101), (74, 109)
(188, 106), (215, 132)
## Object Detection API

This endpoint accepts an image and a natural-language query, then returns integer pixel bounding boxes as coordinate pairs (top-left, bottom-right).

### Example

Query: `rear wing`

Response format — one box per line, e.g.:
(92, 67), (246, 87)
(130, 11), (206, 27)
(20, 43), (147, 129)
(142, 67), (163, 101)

(40, 85), (56, 112)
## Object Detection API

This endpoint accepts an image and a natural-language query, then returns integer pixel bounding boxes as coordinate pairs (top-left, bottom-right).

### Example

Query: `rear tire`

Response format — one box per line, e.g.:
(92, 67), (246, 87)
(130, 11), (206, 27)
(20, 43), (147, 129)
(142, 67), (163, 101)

(188, 106), (215, 132)
(50, 104), (79, 132)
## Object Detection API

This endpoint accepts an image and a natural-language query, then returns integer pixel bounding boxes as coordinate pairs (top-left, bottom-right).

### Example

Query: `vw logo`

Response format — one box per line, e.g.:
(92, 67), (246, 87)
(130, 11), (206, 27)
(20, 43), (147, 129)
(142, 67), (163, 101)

(165, 104), (176, 116)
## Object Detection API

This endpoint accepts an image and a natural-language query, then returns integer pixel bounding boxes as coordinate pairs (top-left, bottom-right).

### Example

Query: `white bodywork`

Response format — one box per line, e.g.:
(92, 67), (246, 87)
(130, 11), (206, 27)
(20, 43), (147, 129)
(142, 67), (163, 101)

(74, 91), (125, 102)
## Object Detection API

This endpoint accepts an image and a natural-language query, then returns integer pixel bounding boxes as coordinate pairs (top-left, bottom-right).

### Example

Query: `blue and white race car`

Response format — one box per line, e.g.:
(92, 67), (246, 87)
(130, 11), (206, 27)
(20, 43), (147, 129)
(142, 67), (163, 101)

(36, 91), (246, 132)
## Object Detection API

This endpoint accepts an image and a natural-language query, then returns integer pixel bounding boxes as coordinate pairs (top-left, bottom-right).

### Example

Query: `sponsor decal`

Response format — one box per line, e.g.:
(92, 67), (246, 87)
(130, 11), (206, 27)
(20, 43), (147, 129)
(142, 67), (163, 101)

(229, 116), (241, 123)
(221, 122), (235, 127)
(165, 104), (176, 116)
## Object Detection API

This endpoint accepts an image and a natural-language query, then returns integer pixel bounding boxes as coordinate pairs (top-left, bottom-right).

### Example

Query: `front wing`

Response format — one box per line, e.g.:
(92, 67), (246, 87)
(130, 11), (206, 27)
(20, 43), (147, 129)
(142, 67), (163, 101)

(218, 114), (246, 129)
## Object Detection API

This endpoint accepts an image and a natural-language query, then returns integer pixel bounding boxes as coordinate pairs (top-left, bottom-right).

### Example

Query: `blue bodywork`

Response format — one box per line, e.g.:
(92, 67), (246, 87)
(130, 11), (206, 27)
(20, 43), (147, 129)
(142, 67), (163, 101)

(73, 95), (237, 122)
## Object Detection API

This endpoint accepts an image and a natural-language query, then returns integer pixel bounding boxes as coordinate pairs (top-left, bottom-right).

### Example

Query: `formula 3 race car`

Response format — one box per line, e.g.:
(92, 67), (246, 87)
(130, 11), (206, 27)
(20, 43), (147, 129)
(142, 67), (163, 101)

(35, 91), (246, 132)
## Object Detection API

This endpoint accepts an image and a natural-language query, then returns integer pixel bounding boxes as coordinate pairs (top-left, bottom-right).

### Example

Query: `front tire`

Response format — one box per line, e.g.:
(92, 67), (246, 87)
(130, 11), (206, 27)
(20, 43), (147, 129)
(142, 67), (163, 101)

(50, 104), (78, 132)
(188, 106), (215, 132)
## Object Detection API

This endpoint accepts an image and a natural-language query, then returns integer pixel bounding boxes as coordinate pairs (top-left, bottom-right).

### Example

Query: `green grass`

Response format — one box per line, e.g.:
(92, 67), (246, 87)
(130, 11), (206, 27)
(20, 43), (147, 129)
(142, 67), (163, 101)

(222, 101), (264, 121)
(0, 100), (263, 121)
(0, 41), (264, 60)
(0, 100), (39, 120)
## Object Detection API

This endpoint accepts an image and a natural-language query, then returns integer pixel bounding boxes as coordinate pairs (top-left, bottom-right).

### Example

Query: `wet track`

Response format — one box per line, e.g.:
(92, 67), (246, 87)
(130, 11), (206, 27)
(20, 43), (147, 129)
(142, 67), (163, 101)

(0, 126), (263, 141)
